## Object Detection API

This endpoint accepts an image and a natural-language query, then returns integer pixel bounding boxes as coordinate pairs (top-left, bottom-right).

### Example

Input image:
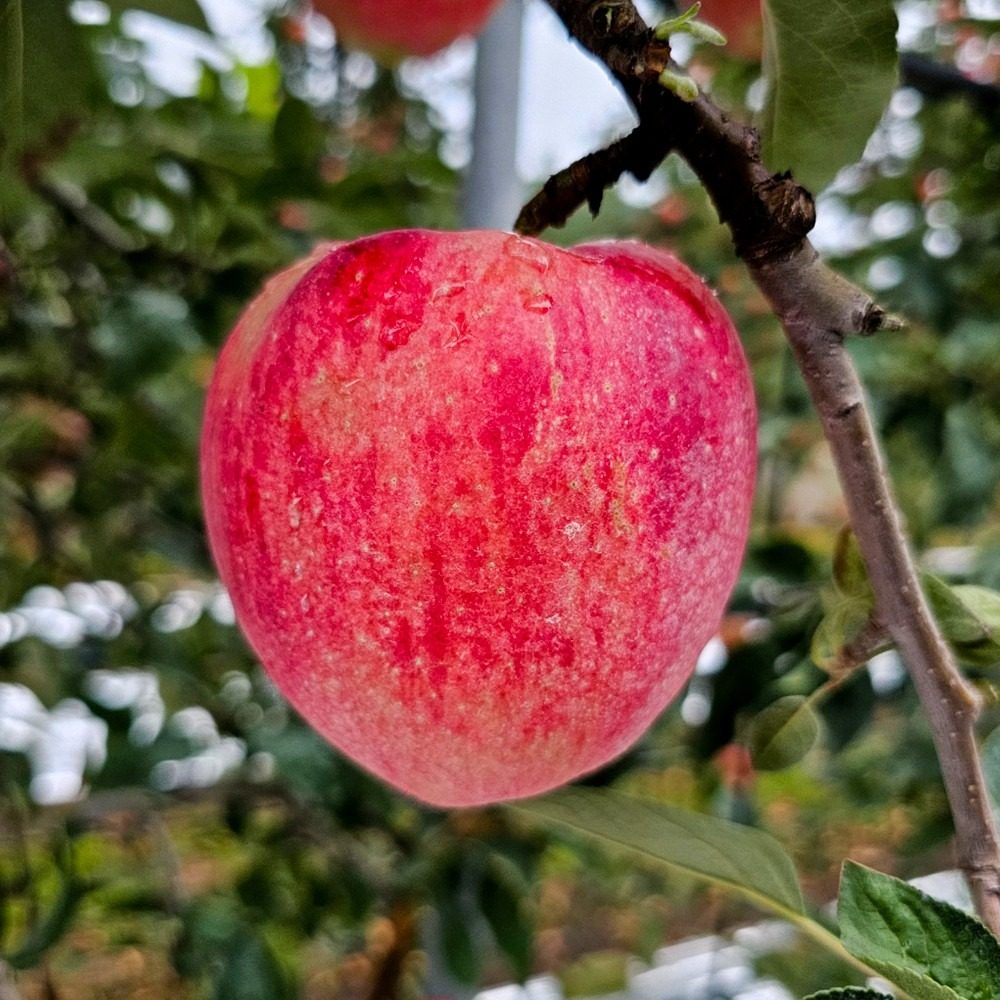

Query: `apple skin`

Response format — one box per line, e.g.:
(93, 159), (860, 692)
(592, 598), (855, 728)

(312, 0), (504, 59)
(698, 0), (764, 61)
(200, 230), (756, 807)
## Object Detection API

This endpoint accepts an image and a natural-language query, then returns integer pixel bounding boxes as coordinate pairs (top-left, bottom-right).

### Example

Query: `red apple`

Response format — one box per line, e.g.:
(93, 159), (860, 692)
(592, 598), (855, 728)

(200, 230), (756, 807)
(312, 0), (504, 60)
(698, 0), (763, 61)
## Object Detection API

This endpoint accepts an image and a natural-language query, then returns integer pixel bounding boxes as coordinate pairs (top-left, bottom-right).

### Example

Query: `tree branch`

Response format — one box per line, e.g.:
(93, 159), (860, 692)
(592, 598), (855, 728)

(833, 613), (891, 679)
(900, 52), (1000, 118)
(528, 0), (1000, 933)
(515, 123), (668, 233)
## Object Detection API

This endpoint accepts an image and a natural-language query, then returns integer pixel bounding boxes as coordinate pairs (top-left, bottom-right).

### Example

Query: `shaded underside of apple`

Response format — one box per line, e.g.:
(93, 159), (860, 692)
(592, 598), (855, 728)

(312, 0), (504, 59)
(201, 230), (756, 807)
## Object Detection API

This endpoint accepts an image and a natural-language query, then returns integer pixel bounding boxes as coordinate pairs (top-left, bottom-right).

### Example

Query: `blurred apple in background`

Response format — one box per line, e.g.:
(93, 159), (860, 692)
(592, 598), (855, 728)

(699, 0), (764, 61)
(312, 0), (505, 59)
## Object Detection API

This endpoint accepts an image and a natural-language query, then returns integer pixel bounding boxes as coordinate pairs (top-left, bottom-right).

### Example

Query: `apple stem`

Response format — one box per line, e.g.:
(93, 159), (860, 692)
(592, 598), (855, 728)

(528, 0), (1000, 938)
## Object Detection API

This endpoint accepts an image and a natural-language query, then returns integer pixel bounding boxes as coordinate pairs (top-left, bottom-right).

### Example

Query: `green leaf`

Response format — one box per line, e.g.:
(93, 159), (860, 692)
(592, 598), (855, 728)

(761, 0), (898, 192)
(923, 574), (1000, 667)
(0, 0), (24, 170)
(7, 881), (84, 969)
(102, 0), (210, 32)
(749, 695), (820, 771)
(213, 931), (291, 1000)
(437, 896), (481, 985)
(479, 860), (533, 981)
(833, 528), (872, 600)
(803, 990), (893, 1000)
(432, 862), (481, 986)
(241, 61), (282, 121)
(2, 1), (97, 165)
(7, 843), (85, 970)
(811, 597), (872, 672)
(982, 726), (1000, 820)
(560, 951), (629, 997)
(943, 401), (1000, 514)
(273, 96), (326, 171)
(838, 861), (1000, 1000)
(513, 787), (804, 915)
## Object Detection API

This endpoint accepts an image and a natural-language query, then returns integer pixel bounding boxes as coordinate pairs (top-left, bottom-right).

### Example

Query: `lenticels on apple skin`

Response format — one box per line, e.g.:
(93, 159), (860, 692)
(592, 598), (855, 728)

(200, 230), (757, 807)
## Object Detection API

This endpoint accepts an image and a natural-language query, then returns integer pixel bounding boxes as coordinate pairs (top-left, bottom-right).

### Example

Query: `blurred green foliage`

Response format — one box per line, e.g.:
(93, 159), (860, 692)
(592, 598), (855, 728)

(0, 1), (998, 998)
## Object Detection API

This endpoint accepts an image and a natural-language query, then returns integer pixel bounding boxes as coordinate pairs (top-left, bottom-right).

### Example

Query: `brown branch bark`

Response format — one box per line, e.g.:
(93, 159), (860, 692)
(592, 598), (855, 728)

(900, 53), (1000, 117)
(527, 0), (1000, 933)
(831, 613), (890, 680)
(364, 899), (419, 1000)
(515, 124), (668, 233)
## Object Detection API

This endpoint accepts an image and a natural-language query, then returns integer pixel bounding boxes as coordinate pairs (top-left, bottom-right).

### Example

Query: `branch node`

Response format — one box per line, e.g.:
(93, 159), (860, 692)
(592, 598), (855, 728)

(588, 0), (640, 39)
(858, 303), (906, 336)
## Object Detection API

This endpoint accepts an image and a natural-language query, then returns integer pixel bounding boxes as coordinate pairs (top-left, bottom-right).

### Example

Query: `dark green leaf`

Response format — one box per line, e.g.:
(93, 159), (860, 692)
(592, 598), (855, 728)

(103, 0), (210, 32)
(172, 900), (243, 978)
(479, 860), (533, 981)
(923, 574), (1000, 667)
(513, 788), (804, 915)
(839, 860), (1000, 1000)
(432, 860), (482, 987)
(833, 528), (872, 600)
(820, 669), (877, 752)
(273, 97), (326, 171)
(7, 871), (85, 970)
(214, 931), (292, 1000)
(811, 598), (873, 672)
(437, 896), (481, 986)
(943, 401), (1000, 516)
(749, 695), (820, 771)
(4, 1), (96, 164)
(0, 0), (23, 169)
(761, 0), (898, 192)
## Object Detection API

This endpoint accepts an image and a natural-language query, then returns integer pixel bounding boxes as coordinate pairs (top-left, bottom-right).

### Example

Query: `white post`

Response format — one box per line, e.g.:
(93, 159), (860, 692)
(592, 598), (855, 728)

(462, 0), (525, 230)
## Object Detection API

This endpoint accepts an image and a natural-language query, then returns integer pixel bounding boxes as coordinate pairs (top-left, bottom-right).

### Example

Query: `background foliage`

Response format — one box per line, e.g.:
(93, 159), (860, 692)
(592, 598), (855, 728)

(0, 0), (998, 997)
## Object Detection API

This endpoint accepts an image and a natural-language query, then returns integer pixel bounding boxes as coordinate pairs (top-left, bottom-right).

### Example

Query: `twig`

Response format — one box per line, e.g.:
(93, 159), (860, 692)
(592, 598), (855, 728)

(900, 52), (1000, 117)
(515, 123), (668, 233)
(832, 613), (890, 678)
(528, 0), (1000, 934)
(364, 898), (419, 1000)
(32, 176), (142, 255)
